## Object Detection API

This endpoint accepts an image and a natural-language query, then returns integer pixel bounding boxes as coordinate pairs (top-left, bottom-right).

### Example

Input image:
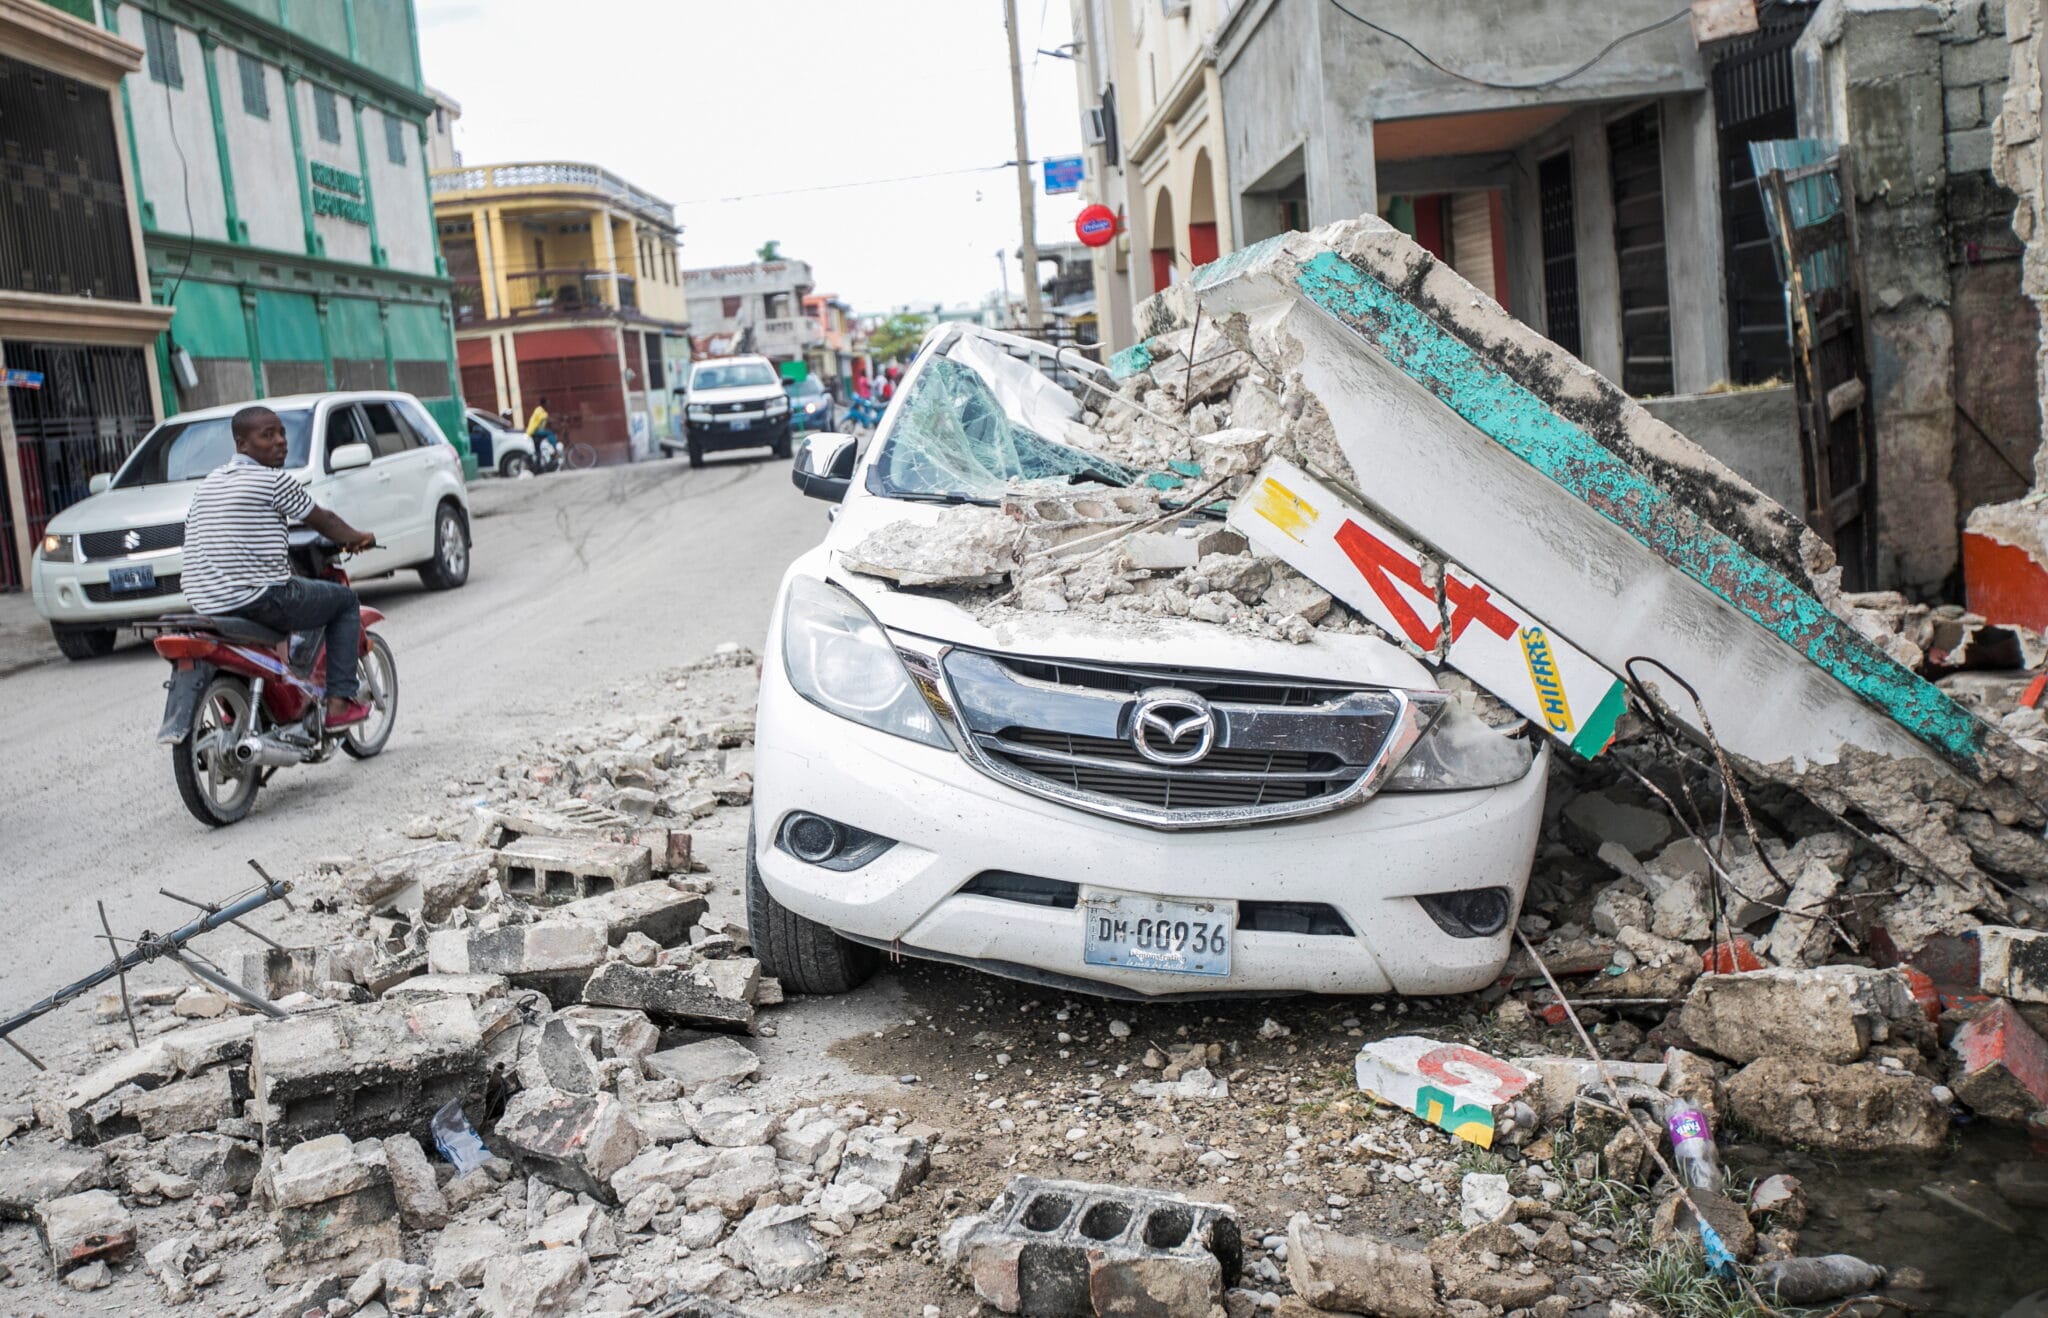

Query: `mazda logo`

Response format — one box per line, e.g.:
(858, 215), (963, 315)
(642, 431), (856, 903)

(1131, 689), (1217, 766)
(122, 529), (141, 551)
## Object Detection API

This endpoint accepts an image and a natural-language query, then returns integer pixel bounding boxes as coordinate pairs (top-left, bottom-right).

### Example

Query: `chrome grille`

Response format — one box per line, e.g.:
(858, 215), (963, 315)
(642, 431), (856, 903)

(81, 521), (183, 560)
(932, 646), (1442, 830)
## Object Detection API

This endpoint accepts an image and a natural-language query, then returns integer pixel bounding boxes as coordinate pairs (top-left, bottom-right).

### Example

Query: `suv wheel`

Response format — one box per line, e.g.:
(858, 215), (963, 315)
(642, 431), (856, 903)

(52, 625), (117, 661)
(687, 436), (705, 469)
(771, 426), (792, 460)
(499, 451), (531, 478)
(418, 503), (470, 590)
(745, 821), (879, 995)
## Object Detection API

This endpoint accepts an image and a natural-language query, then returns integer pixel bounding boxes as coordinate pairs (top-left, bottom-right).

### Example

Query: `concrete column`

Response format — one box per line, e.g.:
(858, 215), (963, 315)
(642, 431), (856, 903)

(598, 212), (621, 311)
(485, 206), (511, 315)
(471, 209), (499, 320)
(1661, 93), (1731, 393)
(500, 330), (523, 423)
(1307, 110), (1375, 225)
(1572, 111), (1624, 384)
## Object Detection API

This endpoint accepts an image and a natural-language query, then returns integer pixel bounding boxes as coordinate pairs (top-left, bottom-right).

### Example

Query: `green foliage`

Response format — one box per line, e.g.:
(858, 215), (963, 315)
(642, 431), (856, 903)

(1627, 1246), (1789, 1318)
(757, 240), (783, 262)
(869, 312), (934, 362)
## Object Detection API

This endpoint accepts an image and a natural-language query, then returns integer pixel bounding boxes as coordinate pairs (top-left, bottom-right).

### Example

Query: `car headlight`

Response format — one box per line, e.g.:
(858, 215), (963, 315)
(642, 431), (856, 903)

(766, 396), (790, 415)
(687, 405), (711, 420)
(803, 400), (823, 413)
(1381, 700), (1533, 791)
(40, 533), (77, 563)
(781, 575), (950, 749)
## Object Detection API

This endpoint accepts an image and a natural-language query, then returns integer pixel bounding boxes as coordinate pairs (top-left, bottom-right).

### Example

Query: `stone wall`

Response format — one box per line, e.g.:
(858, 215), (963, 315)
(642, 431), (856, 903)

(1993, 0), (2048, 482)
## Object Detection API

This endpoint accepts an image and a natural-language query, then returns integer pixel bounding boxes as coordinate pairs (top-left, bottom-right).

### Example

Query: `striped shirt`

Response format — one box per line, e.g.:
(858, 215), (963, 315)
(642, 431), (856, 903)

(182, 454), (315, 613)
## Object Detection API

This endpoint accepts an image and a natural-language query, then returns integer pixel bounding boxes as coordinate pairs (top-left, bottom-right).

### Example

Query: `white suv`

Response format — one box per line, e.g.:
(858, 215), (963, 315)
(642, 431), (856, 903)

(751, 325), (1548, 1001)
(32, 391), (471, 660)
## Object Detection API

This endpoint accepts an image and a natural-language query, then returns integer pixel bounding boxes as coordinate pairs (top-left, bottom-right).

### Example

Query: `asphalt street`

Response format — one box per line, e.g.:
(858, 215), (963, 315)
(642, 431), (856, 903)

(0, 452), (824, 1030)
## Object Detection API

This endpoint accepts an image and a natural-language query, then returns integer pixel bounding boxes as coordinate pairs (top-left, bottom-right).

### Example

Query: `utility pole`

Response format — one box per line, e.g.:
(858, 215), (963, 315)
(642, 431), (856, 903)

(996, 249), (1013, 325)
(1004, 0), (1044, 332)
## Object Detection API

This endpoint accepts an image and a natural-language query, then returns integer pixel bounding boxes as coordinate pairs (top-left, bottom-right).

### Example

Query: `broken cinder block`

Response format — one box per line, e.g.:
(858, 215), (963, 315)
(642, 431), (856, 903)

(1951, 999), (2048, 1123)
(248, 997), (487, 1148)
(580, 961), (754, 1032)
(425, 919), (608, 979)
(495, 1087), (644, 1202)
(950, 1176), (1241, 1316)
(260, 1134), (403, 1284)
(494, 835), (653, 905)
(1979, 926), (2048, 1005)
(36, 1189), (134, 1273)
(557, 883), (706, 947)
(1679, 966), (1925, 1065)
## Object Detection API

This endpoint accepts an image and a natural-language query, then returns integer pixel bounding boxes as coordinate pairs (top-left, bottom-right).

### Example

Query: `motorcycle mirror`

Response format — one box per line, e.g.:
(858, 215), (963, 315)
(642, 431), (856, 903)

(330, 442), (374, 472)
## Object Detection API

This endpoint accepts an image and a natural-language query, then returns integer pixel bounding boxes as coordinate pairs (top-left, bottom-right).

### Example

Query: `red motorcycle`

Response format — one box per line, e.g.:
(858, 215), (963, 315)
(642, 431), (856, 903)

(144, 531), (398, 826)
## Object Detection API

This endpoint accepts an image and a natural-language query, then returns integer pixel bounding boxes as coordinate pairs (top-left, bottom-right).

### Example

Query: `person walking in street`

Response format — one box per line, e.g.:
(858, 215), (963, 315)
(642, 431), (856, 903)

(181, 406), (377, 728)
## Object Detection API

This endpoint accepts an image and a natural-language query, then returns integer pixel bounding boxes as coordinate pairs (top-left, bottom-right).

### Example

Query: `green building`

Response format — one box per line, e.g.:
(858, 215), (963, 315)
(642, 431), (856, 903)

(89, 0), (467, 450)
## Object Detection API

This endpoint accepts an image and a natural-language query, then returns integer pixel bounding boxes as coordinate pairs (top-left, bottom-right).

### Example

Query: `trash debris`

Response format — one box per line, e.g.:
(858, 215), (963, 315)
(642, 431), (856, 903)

(1353, 1037), (1534, 1148)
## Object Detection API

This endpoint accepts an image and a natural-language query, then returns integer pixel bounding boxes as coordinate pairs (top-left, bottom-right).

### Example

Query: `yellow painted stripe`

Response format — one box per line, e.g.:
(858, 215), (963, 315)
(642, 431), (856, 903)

(1249, 475), (1319, 543)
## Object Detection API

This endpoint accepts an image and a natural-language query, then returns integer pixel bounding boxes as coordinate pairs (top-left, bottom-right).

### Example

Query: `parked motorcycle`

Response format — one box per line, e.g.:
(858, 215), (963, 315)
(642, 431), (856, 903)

(836, 394), (886, 436)
(143, 530), (397, 826)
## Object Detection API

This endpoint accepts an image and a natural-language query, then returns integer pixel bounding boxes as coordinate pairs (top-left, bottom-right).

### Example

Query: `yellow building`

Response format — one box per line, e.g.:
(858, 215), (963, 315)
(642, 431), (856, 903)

(431, 162), (689, 464)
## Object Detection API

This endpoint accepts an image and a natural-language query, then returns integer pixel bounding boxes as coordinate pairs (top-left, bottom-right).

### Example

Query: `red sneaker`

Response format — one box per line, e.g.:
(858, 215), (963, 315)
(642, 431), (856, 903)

(324, 700), (373, 729)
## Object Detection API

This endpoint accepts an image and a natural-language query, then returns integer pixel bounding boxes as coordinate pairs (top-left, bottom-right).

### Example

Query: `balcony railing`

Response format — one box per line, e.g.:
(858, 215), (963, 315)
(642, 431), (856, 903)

(431, 162), (676, 226)
(452, 269), (639, 327)
(755, 317), (823, 352)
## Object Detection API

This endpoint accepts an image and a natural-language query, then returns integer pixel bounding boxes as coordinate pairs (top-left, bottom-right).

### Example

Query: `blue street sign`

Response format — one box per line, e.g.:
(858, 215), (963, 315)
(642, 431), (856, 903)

(1042, 155), (1085, 195)
(2, 369), (43, 389)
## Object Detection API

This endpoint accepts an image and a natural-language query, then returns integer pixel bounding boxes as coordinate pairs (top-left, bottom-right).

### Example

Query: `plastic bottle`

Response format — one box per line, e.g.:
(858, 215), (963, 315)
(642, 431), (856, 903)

(1663, 1099), (1724, 1193)
(430, 1098), (489, 1176)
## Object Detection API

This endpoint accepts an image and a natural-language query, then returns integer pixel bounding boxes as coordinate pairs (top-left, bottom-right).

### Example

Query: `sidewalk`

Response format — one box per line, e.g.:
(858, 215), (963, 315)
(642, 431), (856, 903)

(0, 589), (58, 676)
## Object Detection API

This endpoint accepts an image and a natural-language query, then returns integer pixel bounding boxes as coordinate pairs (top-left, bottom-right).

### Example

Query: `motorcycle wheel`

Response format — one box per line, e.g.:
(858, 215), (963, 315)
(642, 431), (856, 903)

(172, 673), (261, 826)
(341, 633), (399, 759)
(835, 415), (859, 435)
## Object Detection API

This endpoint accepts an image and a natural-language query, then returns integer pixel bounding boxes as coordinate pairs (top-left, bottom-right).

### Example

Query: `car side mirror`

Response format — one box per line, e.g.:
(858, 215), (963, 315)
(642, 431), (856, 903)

(88, 473), (111, 495)
(792, 433), (856, 502)
(331, 442), (374, 472)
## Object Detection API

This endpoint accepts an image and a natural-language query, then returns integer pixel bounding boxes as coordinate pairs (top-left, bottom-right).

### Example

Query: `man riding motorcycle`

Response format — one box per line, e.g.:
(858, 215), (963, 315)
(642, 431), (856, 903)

(181, 405), (377, 729)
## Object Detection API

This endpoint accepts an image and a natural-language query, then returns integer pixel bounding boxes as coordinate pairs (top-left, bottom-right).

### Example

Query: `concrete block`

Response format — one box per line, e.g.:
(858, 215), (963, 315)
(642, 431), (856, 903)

(702, 956), (761, 1004)
(685, 1152), (781, 1218)
(1979, 925), (2048, 1002)
(1124, 530), (1203, 570)
(609, 1142), (723, 1203)
(235, 946), (336, 1000)
(580, 962), (755, 1031)
(494, 1087), (644, 1202)
(1947, 81), (1987, 128)
(1944, 33), (2014, 86)
(1951, 999), (2048, 1122)
(1723, 1056), (1948, 1153)
(692, 1095), (778, 1148)
(494, 835), (652, 905)
(555, 1005), (660, 1061)
(634, 827), (695, 874)
(380, 1134), (450, 1230)
(1284, 1214), (1436, 1318)
(474, 798), (636, 848)
(156, 1132), (260, 1196)
(536, 1201), (621, 1258)
(33, 1041), (176, 1141)
(954, 1176), (1241, 1315)
(1353, 1037), (1535, 1149)
(835, 1125), (929, 1200)
(36, 1190), (134, 1273)
(479, 1244), (592, 1318)
(123, 1068), (236, 1139)
(1950, 125), (1997, 173)
(263, 1138), (403, 1283)
(515, 1017), (602, 1095)
(644, 1036), (761, 1093)
(160, 1016), (258, 1075)
(248, 997), (487, 1148)
(430, 1220), (515, 1285)
(557, 883), (706, 947)
(725, 1202), (828, 1288)
(427, 919), (608, 978)
(379, 972), (510, 1005)
(1681, 967), (1926, 1065)
(0, 1147), (107, 1220)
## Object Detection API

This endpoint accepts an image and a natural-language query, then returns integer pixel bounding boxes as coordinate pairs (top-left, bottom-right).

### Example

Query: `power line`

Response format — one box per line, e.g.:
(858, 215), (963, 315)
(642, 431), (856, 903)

(1321, 0), (1693, 93)
(675, 163), (1021, 206)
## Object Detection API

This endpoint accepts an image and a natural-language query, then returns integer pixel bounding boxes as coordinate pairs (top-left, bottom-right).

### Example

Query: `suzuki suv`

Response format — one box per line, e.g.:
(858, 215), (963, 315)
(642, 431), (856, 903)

(32, 391), (471, 659)
(752, 324), (1548, 1001)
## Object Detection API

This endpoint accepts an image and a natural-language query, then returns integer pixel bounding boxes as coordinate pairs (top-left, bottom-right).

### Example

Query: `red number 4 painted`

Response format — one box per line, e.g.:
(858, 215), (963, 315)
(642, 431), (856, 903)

(1333, 519), (1515, 654)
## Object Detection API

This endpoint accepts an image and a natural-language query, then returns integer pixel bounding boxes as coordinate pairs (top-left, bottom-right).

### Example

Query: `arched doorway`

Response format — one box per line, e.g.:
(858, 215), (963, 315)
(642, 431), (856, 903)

(1188, 150), (1220, 267)
(1150, 187), (1176, 294)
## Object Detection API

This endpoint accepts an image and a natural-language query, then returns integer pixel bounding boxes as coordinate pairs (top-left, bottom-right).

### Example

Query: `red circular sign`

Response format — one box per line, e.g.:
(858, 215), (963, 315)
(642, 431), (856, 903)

(1076, 204), (1118, 247)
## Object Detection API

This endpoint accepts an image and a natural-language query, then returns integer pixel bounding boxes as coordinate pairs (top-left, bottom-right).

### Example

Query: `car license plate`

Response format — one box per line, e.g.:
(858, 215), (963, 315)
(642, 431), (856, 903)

(1083, 893), (1234, 977)
(725, 419), (746, 430)
(107, 563), (155, 593)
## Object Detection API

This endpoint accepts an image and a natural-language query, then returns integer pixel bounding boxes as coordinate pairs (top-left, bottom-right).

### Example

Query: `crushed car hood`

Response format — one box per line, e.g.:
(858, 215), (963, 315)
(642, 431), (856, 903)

(820, 494), (1437, 688)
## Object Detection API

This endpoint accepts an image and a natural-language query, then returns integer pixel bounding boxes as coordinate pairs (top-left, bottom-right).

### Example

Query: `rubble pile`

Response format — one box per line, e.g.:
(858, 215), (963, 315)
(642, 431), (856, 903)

(0, 646), (939, 1316)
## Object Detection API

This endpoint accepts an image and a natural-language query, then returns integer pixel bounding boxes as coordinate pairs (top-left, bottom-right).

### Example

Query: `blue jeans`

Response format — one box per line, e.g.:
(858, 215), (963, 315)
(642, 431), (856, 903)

(232, 577), (361, 701)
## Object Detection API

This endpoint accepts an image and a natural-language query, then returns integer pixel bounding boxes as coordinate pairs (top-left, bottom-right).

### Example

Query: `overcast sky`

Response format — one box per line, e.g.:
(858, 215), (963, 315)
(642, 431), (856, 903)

(416, 0), (1087, 317)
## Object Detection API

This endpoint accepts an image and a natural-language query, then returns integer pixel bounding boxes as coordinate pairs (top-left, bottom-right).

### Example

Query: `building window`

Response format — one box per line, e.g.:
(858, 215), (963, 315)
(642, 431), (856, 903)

(1537, 151), (1581, 357)
(384, 114), (406, 165)
(644, 333), (665, 389)
(142, 13), (182, 88)
(237, 51), (267, 119)
(1608, 106), (1673, 398)
(313, 86), (341, 144)
(721, 295), (742, 319)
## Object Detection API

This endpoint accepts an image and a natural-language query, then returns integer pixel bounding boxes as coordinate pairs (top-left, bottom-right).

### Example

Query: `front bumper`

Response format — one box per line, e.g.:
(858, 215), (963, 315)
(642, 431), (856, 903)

(754, 653), (1549, 998)
(32, 549), (189, 625)
(688, 415), (791, 451)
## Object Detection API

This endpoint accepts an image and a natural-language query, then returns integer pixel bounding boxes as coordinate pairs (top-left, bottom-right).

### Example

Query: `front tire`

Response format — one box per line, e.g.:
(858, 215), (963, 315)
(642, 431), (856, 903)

(499, 451), (531, 478)
(172, 674), (260, 826)
(771, 426), (792, 460)
(52, 626), (117, 661)
(687, 435), (705, 469)
(341, 633), (398, 759)
(746, 821), (878, 996)
(418, 503), (469, 590)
